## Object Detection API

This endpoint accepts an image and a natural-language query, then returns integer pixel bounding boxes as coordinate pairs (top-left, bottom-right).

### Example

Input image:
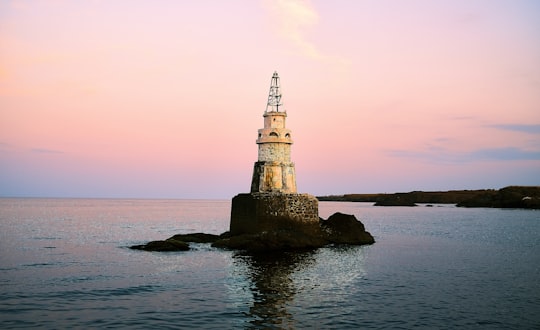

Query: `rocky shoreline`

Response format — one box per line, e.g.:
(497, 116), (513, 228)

(130, 212), (375, 252)
(318, 186), (540, 209)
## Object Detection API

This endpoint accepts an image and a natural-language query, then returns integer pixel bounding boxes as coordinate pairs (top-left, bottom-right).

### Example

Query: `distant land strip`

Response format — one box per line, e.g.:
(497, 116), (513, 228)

(317, 186), (540, 209)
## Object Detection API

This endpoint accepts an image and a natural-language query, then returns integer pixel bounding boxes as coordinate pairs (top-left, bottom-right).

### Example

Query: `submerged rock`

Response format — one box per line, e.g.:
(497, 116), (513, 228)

(129, 232), (224, 251)
(167, 232), (221, 243)
(130, 239), (189, 252)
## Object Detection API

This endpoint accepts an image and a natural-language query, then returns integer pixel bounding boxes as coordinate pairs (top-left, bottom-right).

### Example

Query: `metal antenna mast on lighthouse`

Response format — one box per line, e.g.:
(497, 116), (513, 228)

(266, 71), (283, 112)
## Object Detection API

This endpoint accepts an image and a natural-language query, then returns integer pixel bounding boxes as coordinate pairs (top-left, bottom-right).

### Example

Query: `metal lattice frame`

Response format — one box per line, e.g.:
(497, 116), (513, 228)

(266, 71), (283, 112)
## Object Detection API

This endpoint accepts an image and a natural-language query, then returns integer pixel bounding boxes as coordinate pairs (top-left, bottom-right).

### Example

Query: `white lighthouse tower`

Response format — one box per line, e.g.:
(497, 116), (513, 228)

(251, 71), (297, 193)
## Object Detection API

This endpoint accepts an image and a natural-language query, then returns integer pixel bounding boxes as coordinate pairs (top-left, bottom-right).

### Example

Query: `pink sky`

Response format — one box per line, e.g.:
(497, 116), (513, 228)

(1, 0), (539, 198)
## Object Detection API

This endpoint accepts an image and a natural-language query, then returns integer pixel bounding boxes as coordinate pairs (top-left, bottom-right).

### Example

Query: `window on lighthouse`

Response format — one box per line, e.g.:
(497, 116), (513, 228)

(270, 132), (279, 137)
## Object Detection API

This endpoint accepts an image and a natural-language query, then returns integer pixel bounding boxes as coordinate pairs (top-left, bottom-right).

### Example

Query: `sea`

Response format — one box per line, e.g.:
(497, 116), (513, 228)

(0, 198), (538, 329)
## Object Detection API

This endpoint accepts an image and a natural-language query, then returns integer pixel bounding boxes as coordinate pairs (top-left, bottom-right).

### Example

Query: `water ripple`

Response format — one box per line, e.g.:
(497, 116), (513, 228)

(1, 199), (539, 329)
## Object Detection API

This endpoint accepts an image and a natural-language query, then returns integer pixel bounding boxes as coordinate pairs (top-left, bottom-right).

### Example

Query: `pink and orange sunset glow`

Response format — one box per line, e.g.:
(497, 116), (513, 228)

(1, 0), (539, 198)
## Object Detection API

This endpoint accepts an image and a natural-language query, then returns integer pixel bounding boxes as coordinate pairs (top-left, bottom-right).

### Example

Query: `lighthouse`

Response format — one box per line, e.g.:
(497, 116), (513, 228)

(229, 72), (320, 237)
(132, 71), (375, 251)
(251, 71), (297, 193)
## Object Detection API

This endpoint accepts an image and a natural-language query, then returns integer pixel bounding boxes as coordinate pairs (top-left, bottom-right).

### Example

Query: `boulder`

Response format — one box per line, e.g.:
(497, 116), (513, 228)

(320, 212), (375, 245)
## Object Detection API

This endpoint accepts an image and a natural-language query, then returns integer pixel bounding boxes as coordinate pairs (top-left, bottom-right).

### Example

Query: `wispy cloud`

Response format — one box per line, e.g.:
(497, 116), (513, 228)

(30, 148), (64, 154)
(387, 146), (540, 163)
(487, 124), (540, 134)
(469, 147), (540, 161)
(262, 0), (349, 68)
(263, 0), (320, 59)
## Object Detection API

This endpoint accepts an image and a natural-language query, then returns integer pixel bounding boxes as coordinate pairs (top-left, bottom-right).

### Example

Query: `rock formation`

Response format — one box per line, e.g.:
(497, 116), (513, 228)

(130, 212), (374, 252)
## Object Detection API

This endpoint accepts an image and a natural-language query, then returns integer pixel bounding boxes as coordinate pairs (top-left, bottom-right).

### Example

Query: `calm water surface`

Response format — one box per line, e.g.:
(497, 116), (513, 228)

(0, 198), (539, 329)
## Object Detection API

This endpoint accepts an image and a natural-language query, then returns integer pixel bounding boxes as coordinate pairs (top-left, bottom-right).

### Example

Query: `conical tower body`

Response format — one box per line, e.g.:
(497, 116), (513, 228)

(250, 72), (297, 193)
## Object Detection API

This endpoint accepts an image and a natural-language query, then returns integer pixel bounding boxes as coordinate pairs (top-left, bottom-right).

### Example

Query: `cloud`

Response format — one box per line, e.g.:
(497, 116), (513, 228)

(487, 124), (540, 134)
(0, 144), (64, 154)
(468, 147), (540, 161)
(30, 148), (64, 154)
(387, 148), (460, 164)
(262, 0), (323, 59)
(387, 146), (540, 163)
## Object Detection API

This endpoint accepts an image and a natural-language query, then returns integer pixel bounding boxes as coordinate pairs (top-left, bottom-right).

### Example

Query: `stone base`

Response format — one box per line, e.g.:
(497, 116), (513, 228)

(230, 192), (320, 237)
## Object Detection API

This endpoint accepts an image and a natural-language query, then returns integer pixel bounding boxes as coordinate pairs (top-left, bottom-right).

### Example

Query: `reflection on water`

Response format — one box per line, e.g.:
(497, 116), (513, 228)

(233, 246), (370, 329)
(2, 199), (538, 328)
(233, 251), (316, 329)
